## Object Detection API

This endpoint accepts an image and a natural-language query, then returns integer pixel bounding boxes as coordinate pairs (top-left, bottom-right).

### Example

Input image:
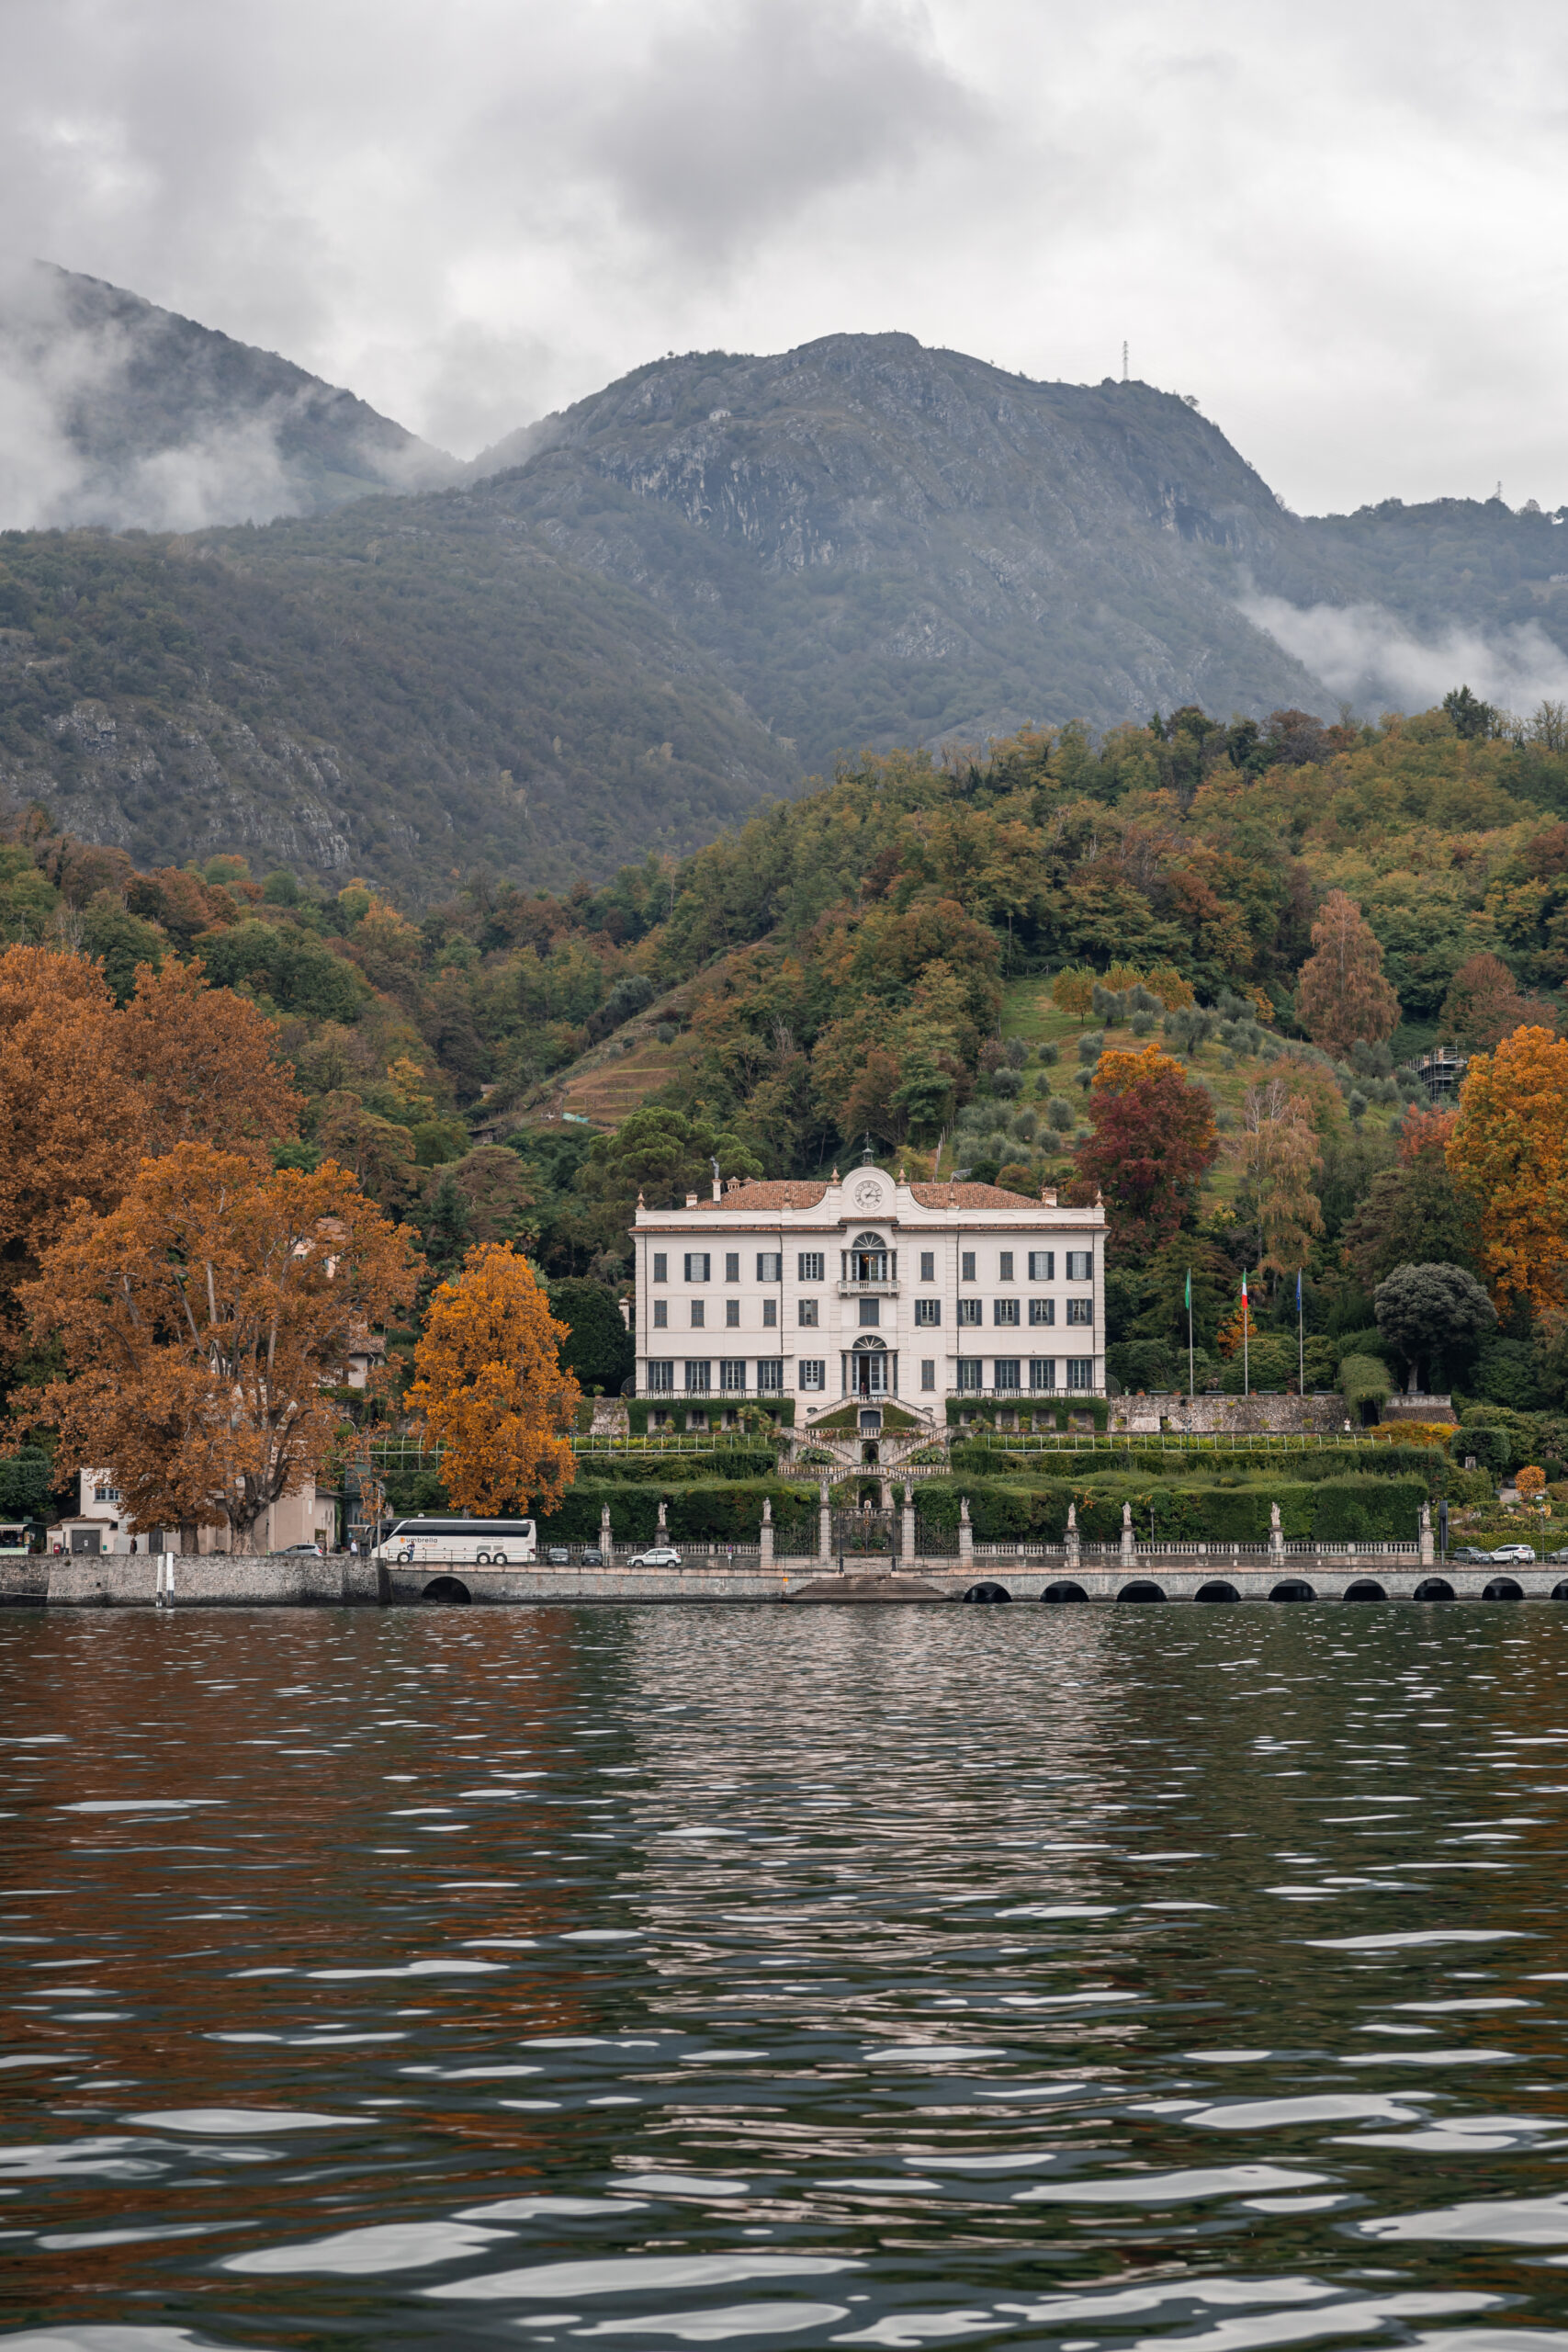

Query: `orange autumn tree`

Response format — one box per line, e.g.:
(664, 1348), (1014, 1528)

(407, 1243), (580, 1518)
(20, 1145), (420, 1552)
(0, 945), (303, 1358)
(1076, 1045), (1217, 1248)
(1448, 1024), (1568, 1317)
(1294, 890), (1399, 1057)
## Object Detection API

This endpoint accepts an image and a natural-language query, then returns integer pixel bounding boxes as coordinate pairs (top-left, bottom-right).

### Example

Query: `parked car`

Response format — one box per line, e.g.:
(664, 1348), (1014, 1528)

(278, 1542), (324, 1555)
(628, 1544), (682, 1569)
(1546, 1547), (1568, 1565)
(545, 1546), (571, 1565)
(580, 1546), (604, 1566)
(1490, 1544), (1539, 1564)
(1450, 1546), (1495, 1565)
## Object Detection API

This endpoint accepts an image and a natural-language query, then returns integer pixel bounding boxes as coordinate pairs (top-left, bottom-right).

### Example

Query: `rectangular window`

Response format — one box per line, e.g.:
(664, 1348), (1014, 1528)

(1029, 1297), (1055, 1326)
(798, 1251), (825, 1283)
(1029, 1358), (1056, 1391)
(919, 1250), (935, 1282)
(798, 1359), (826, 1390)
(1066, 1298), (1094, 1326)
(858, 1298), (880, 1328)
(956, 1360), (982, 1393)
(684, 1252), (710, 1282)
(1028, 1250), (1054, 1282)
(762, 1298), (777, 1327)
(993, 1297), (1020, 1327)
(957, 1298), (982, 1327)
(914, 1298), (941, 1327)
(961, 1250), (976, 1282)
(652, 1252), (668, 1283)
(725, 1298), (739, 1328)
(648, 1360), (674, 1394)
(757, 1251), (783, 1283)
(684, 1360), (712, 1394)
(994, 1359), (1021, 1392)
(998, 1250), (1014, 1282)
(652, 1299), (668, 1329)
(690, 1301), (705, 1329)
(1066, 1250), (1093, 1282)
(725, 1251), (739, 1282)
(798, 1298), (818, 1328)
(1066, 1357), (1094, 1391)
(719, 1358), (747, 1393)
(757, 1359), (784, 1394)
(920, 1359), (935, 1390)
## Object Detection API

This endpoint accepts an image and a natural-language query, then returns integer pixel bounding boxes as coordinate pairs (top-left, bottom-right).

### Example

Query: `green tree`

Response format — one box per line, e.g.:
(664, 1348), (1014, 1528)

(548, 1278), (634, 1396)
(1342, 1158), (1481, 1289)
(1373, 1261), (1497, 1391)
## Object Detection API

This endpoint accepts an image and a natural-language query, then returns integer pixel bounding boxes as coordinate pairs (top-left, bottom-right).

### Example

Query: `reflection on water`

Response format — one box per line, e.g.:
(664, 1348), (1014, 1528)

(5, 1604), (1568, 2348)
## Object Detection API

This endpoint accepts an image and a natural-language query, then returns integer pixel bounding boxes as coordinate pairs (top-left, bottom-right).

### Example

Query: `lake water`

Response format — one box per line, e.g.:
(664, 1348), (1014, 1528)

(6, 1602), (1568, 2352)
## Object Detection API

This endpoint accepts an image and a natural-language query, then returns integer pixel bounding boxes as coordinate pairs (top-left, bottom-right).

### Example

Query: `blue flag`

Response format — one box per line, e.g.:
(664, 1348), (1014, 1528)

(1296, 1269), (1303, 1311)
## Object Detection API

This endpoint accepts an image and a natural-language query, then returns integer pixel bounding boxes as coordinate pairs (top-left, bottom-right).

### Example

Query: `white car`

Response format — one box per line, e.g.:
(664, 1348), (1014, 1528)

(628, 1544), (682, 1569)
(1489, 1544), (1538, 1565)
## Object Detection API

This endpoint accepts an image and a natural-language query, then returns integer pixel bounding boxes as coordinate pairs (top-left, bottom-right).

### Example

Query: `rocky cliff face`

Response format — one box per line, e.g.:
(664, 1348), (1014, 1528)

(473, 334), (1331, 760)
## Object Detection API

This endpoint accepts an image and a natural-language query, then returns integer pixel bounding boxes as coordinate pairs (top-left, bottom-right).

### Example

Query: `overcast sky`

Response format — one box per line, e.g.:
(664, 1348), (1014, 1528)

(7, 0), (1566, 514)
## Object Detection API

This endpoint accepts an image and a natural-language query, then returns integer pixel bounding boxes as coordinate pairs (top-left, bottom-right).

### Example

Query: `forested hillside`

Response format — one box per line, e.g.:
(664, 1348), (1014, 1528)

(6, 690), (1568, 1420)
(8, 313), (1568, 897)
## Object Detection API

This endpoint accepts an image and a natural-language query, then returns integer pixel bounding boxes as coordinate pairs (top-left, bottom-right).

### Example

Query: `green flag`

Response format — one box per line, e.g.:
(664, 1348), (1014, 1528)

(1184, 1267), (1191, 1309)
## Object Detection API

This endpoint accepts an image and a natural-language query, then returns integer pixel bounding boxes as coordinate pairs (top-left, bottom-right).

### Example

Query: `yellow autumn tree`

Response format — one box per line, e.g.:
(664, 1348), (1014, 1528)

(1448, 1024), (1568, 1317)
(1231, 1078), (1325, 1278)
(407, 1243), (580, 1518)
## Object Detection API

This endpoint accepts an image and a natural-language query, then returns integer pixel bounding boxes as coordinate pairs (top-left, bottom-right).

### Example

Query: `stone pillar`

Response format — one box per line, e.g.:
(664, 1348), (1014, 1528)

(959, 1494), (973, 1569)
(1121, 1500), (1135, 1566)
(818, 1480), (832, 1563)
(1270, 1499), (1284, 1563)
(880, 1477), (894, 1514)
(760, 1494), (774, 1572)
(1421, 1500), (1434, 1567)
(601, 1502), (613, 1560)
(1066, 1502), (1080, 1571)
(901, 1482), (916, 1566)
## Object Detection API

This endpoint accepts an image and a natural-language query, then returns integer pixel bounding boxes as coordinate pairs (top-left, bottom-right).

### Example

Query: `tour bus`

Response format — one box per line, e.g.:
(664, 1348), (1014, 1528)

(372, 1517), (537, 1567)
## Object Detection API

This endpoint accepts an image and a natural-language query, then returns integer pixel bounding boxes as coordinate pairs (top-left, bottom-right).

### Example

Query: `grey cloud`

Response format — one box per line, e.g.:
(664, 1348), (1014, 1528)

(585, 0), (987, 257)
(1244, 590), (1568, 722)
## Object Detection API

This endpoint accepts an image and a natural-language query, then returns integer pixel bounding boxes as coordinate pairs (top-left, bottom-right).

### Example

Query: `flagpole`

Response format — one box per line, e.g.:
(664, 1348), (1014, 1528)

(1243, 1269), (1249, 1398)
(1186, 1267), (1194, 1396)
(1297, 1269), (1304, 1396)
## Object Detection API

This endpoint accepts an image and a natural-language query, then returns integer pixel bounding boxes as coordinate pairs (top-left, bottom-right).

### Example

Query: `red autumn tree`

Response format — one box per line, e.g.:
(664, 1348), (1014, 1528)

(1294, 890), (1399, 1057)
(1075, 1044), (1218, 1248)
(1438, 952), (1553, 1052)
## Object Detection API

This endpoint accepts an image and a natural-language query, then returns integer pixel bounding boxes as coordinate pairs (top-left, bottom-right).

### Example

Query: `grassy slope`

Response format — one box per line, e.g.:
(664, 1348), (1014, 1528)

(998, 975), (1402, 1207)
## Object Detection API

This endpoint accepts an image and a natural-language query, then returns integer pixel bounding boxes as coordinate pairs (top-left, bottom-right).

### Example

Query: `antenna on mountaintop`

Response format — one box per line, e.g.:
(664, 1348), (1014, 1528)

(1122, 340), (1128, 382)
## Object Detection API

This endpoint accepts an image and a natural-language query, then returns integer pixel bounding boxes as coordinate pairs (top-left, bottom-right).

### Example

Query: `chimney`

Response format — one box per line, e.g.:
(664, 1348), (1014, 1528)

(712, 1176), (722, 1203)
(1041, 1186), (1057, 1206)
(685, 1193), (699, 1207)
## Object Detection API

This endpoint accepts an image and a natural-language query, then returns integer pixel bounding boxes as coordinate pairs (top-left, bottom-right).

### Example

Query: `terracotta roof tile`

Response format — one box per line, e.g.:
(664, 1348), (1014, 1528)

(689, 1181), (829, 1211)
(909, 1182), (1059, 1210)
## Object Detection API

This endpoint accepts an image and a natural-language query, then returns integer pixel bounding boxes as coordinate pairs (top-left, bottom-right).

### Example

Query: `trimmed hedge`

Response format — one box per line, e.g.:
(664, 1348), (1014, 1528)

(914, 1475), (1429, 1545)
(536, 1477), (818, 1544)
(626, 1399), (795, 1435)
(945, 1397), (1111, 1434)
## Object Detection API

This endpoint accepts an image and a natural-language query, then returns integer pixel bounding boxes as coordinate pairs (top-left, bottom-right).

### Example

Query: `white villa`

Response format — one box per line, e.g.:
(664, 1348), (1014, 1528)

(630, 1156), (1106, 1422)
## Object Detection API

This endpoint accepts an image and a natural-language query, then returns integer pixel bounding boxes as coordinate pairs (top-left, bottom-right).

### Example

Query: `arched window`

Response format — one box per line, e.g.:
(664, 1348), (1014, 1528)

(845, 1231), (889, 1283)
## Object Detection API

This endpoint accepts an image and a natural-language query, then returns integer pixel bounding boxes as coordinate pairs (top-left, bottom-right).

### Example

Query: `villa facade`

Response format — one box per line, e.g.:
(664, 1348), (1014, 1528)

(629, 1159), (1107, 1419)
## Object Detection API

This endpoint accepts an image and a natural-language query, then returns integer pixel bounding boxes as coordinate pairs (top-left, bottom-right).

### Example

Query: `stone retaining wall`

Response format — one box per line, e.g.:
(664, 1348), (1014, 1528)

(2, 1549), (1562, 1606)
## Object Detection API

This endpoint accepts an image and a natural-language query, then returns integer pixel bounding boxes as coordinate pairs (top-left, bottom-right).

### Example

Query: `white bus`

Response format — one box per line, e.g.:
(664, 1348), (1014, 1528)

(373, 1517), (537, 1567)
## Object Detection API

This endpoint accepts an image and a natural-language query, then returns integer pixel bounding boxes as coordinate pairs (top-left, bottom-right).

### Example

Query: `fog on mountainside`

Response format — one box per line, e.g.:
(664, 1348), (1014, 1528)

(0, 264), (457, 532)
(4, 289), (1568, 890)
